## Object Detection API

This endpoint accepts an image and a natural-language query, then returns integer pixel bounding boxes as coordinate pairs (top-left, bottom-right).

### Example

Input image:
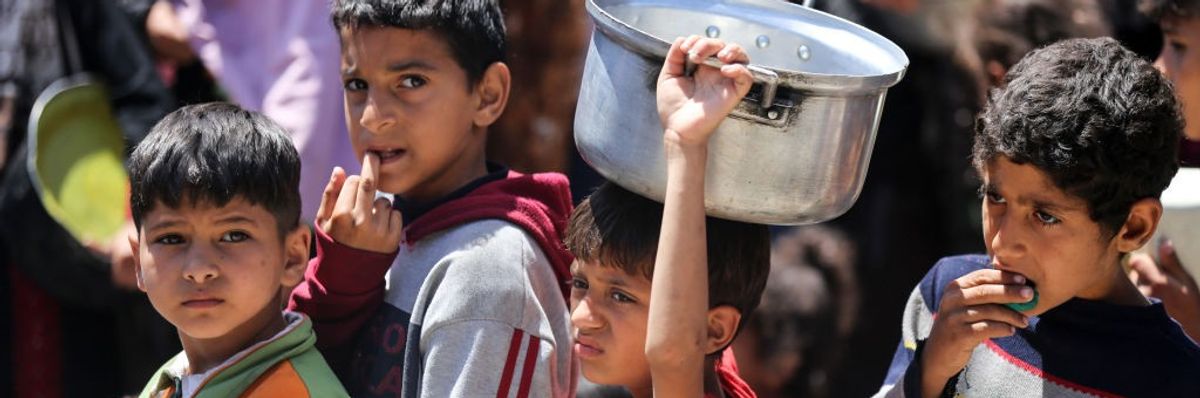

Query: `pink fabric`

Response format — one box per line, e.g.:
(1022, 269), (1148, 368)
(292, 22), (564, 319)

(709, 348), (758, 398)
(171, 0), (358, 222)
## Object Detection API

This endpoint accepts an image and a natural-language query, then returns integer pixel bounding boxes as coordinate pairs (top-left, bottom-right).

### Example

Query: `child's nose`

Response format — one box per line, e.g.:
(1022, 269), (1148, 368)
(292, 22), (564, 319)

(360, 93), (397, 133)
(182, 246), (220, 283)
(570, 297), (604, 330)
(988, 213), (1026, 259)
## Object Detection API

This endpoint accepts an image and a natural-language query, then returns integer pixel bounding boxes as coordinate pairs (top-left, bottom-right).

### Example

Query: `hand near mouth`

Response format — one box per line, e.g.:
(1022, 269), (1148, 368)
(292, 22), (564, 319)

(316, 152), (404, 253)
(919, 268), (1033, 398)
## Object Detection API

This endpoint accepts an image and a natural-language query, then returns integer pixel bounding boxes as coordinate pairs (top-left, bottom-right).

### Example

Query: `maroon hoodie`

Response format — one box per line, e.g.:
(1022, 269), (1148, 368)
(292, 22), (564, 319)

(288, 169), (575, 397)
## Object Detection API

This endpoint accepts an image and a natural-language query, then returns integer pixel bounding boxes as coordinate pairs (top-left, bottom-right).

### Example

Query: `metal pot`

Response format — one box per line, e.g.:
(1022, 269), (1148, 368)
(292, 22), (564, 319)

(574, 0), (908, 224)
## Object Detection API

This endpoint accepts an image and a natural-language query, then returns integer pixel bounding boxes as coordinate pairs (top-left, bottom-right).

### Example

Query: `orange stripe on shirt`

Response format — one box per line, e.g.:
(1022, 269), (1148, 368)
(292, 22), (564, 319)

(240, 360), (310, 398)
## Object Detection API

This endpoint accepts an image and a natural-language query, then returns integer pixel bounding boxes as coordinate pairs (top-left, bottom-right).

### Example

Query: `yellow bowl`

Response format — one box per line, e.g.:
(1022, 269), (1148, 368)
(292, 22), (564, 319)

(27, 76), (129, 244)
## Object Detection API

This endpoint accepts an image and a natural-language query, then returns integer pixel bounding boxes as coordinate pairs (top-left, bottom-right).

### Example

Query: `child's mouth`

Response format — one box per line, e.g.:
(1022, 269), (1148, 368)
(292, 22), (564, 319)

(1006, 278), (1039, 312)
(369, 148), (406, 163)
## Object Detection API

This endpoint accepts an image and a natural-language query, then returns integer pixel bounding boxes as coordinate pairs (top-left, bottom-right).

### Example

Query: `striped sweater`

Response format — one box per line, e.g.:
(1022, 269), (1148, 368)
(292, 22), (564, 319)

(875, 255), (1200, 398)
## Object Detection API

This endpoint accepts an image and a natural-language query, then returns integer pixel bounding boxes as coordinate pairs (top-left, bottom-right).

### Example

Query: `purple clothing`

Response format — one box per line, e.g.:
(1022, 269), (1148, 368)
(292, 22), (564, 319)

(171, 0), (357, 221)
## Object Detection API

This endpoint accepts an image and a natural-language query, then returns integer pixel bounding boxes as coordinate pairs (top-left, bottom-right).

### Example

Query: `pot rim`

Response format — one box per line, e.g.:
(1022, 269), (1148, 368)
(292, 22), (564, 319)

(586, 0), (909, 94)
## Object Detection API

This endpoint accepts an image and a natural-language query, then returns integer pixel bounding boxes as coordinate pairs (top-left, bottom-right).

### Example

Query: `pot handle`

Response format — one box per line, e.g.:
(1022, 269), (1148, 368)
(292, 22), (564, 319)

(685, 57), (780, 109)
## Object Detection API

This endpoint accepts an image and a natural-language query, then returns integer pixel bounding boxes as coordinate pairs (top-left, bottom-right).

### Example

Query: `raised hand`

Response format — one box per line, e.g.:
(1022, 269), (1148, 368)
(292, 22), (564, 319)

(656, 35), (754, 148)
(1129, 240), (1200, 342)
(315, 153), (403, 253)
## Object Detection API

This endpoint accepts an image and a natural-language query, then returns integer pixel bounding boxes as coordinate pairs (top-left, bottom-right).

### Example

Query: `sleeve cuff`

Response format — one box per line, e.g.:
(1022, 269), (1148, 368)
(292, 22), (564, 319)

(308, 223), (399, 295)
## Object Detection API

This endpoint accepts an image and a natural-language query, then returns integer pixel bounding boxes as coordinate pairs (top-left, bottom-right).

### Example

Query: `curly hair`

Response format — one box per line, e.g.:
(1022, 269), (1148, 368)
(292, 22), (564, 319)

(1140, 0), (1200, 19)
(972, 37), (1183, 236)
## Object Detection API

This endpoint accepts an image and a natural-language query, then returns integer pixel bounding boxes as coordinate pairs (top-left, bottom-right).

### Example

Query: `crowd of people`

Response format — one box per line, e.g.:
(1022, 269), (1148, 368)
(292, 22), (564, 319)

(2, 0), (1199, 397)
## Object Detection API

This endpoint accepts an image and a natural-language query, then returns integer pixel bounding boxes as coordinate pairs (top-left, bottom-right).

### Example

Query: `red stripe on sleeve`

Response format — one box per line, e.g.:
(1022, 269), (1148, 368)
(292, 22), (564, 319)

(516, 336), (541, 398)
(496, 329), (526, 398)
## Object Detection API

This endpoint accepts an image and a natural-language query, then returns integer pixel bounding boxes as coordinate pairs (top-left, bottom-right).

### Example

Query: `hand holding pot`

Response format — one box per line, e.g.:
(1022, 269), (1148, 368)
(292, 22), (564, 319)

(656, 35), (754, 148)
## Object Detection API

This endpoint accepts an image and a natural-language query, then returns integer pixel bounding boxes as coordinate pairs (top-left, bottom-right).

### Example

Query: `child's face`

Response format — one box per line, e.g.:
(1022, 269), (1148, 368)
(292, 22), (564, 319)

(569, 260), (653, 393)
(133, 197), (307, 341)
(1157, 15), (1200, 140)
(339, 27), (487, 202)
(979, 157), (1127, 315)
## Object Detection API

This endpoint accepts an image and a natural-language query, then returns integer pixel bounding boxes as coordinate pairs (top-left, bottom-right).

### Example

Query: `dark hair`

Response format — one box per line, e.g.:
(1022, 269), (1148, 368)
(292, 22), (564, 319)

(129, 102), (302, 236)
(973, 37), (1182, 236)
(1140, 0), (1200, 19)
(331, 0), (507, 87)
(564, 182), (771, 347)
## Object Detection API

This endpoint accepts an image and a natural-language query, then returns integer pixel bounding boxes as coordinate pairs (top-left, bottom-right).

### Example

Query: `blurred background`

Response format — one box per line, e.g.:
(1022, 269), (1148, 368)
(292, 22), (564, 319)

(0, 0), (1179, 397)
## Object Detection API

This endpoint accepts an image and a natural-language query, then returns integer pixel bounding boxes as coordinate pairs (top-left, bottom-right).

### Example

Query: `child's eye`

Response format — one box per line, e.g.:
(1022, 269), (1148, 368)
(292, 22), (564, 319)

(344, 78), (367, 92)
(1033, 210), (1060, 225)
(570, 277), (588, 291)
(609, 290), (636, 304)
(399, 75), (427, 89)
(985, 191), (1005, 204)
(155, 234), (184, 245)
(1170, 40), (1188, 54)
(220, 231), (249, 242)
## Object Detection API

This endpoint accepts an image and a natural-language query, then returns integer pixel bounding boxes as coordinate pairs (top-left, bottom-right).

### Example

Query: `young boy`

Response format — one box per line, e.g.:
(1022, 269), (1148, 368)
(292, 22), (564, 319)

(565, 36), (769, 397)
(875, 37), (1200, 398)
(286, 0), (576, 396)
(1126, 0), (1200, 344)
(129, 103), (348, 397)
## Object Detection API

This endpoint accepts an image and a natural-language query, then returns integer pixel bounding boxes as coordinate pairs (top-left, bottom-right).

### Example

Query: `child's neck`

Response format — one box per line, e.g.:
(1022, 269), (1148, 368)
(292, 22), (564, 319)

(401, 157), (489, 205)
(179, 300), (287, 375)
(1079, 257), (1151, 307)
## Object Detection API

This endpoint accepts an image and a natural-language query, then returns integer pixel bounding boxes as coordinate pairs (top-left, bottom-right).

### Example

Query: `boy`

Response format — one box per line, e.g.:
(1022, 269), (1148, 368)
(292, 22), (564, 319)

(287, 0), (576, 396)
(875, 37), (1200, 398)
(565, 36), (769, 397)
(129, 103), (348, 397)
(1126, 0), (1200, 343)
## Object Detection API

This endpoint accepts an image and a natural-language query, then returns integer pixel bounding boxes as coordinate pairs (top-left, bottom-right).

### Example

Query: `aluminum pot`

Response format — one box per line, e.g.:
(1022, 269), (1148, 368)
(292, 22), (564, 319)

(574, 0), (908, 224)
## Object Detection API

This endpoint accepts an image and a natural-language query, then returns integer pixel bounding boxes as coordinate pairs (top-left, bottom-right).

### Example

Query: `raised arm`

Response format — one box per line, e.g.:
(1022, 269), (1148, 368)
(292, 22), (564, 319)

(646, 35), (753, 398)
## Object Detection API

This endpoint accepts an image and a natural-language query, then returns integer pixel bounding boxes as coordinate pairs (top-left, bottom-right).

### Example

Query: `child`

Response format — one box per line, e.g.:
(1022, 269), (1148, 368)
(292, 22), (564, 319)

(874, 37), (1200, 398)
(129, 103), (348, 397)
(286, 0), (576, 396)
(565, 36), (769, 397)
(1142, 0), (1200, 166)
(1126, 0), (1200, 343)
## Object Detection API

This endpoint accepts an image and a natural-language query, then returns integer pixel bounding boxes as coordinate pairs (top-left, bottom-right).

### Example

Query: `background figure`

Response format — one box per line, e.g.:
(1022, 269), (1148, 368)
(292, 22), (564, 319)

(491, 0), (589, 175)
(733, 225), (860, 398)
(151, 0), (357, 222)
(0, 0), (178, 396)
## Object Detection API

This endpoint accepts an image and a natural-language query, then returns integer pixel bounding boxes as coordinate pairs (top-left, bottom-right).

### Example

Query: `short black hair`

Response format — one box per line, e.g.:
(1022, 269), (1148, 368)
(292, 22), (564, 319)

(1140, 0), (1200, 19)
(564, 182), (771, 347)
(331, 0), (507, 87)
(973, 37), (1182, 236)
(129, 102), (302, 236)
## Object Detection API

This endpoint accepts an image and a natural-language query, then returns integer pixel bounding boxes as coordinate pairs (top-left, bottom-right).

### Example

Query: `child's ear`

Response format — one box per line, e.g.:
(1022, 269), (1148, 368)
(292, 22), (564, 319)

(704, 305), (742, 356)
(281, 225), (312, 288)
(1115, 198), (1162, 253)
(129, 233), (146, 292)
(472, 62), (511, 128)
